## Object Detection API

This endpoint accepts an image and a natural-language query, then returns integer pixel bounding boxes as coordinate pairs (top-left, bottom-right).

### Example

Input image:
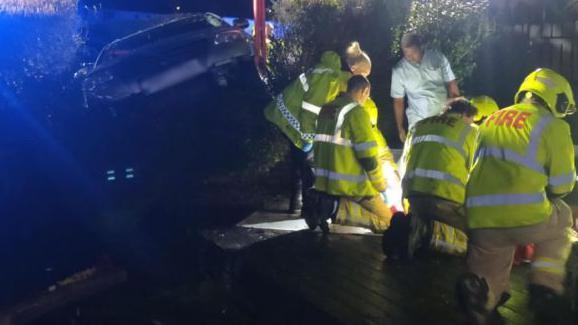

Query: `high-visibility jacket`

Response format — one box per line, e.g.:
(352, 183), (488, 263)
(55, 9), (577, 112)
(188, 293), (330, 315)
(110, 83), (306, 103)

(313, 94), (380, 196)
(466, 103), (576, 229)
(264, 51), (349, 149)
(362, 98), (394, 161)
(402, 112), (479, 204)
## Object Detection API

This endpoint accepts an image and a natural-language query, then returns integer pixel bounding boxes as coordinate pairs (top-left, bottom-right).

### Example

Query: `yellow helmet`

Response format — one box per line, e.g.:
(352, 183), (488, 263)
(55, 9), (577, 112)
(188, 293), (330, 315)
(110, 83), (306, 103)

(470, 96), (499, 122)
(515, 68), (576, 118)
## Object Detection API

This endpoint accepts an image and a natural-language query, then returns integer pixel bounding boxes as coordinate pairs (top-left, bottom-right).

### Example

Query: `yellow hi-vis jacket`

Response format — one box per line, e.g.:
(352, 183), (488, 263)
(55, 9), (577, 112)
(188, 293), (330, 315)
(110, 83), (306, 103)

(313, 94), (380, 196)
(466, 102), (576, 229)
(362, 98), (396, 164)
(402, 113), (479, 204)
(264, 51), (349, 149)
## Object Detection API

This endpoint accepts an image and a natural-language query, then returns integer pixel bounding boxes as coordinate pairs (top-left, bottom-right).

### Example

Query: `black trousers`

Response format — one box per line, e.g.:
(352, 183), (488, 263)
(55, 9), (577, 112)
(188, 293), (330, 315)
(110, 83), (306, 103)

(288, 141), (314, 212)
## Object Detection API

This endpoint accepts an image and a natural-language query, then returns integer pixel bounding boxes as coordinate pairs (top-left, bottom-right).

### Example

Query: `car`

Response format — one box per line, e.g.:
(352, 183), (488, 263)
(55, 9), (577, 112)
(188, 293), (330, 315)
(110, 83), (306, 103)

(77, 12), (255, 107)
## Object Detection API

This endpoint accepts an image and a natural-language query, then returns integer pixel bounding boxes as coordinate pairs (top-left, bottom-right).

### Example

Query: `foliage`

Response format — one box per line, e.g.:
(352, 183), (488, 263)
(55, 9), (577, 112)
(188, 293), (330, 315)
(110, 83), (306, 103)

(391, 0), (493, 85)
(268, 0), (408, 90)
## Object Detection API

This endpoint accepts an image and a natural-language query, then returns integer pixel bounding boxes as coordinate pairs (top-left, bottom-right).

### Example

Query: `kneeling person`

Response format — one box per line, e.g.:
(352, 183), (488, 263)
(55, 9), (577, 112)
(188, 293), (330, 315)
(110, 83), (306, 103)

(402, 98), (479, 256)
(313, 76), (392, 232)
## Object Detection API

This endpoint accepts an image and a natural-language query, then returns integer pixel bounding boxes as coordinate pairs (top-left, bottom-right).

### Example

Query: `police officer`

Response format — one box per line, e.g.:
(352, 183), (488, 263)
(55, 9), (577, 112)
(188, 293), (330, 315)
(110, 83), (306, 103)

(457, 68), (576, 324)
(264, 43), (371, 213)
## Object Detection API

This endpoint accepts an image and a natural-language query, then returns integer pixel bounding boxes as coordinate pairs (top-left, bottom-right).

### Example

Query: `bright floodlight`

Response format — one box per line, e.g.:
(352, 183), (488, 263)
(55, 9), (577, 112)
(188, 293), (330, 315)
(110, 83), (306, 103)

(0, 0), (76, 15)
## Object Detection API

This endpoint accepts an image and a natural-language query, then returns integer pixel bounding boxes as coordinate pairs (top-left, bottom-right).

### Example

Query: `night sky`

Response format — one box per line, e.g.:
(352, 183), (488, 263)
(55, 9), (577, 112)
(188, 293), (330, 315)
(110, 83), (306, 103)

(82, 0), (256, 17)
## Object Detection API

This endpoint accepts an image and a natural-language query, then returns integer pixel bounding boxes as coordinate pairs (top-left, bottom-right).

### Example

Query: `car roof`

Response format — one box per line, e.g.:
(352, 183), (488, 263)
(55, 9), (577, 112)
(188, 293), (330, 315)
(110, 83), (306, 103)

(94, 12), (228, 66)
(108, 12), (226, 46)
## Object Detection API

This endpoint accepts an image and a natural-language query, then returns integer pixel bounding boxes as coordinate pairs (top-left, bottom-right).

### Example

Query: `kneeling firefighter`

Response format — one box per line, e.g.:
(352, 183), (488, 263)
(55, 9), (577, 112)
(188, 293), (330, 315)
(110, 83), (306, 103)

(457, 68), (576, 324)
(400, 98), (479, 258)
(335, 91), (406, 234)
(312, 75), (393, 232)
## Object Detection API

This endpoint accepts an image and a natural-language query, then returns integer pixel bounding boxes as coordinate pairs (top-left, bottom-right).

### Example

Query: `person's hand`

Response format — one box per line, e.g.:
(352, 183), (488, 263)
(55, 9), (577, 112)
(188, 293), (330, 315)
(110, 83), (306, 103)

(398, 128), (407, 143)
(302, 142), (313, 153)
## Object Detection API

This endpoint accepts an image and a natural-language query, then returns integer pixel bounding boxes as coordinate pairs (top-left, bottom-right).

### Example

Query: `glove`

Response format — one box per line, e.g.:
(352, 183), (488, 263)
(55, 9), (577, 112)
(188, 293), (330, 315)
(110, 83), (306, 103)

(302, 141), (313, 153)
(367, 166), (386, 192)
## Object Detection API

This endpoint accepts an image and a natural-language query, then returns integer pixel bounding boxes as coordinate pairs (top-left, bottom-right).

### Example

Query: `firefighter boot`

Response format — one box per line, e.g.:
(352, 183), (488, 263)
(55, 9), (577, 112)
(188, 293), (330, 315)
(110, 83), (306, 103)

(406, 213), (432, 260)
(528, 284), (568, 324)
(456, 273), (490, 325)
(382, 212), (409, 260)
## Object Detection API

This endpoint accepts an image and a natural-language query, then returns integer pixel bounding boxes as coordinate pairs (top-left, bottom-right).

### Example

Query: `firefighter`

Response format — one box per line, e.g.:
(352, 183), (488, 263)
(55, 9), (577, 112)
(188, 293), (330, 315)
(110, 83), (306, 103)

(334, 97), (405, 233)
(457, 68), (576, 324)
(264, 42), (371, 213)
(313, 75), (392, 232)
(401, 98), (479, 258)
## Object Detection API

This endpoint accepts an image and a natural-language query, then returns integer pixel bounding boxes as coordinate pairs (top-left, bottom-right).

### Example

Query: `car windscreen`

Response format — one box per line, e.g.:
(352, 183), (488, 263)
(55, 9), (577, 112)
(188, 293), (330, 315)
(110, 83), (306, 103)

(98, 14), (224, 65)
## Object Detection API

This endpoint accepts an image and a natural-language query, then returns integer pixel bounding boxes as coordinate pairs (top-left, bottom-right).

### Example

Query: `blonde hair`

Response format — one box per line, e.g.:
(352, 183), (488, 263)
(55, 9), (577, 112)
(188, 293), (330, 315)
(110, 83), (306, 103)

(344, 41), (371, 69)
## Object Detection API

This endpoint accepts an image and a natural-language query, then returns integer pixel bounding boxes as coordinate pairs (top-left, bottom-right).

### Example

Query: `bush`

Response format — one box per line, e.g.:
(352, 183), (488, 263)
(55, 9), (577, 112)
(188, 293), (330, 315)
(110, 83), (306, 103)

(268, 0), (408, 91)
(392, 0), (493, 86)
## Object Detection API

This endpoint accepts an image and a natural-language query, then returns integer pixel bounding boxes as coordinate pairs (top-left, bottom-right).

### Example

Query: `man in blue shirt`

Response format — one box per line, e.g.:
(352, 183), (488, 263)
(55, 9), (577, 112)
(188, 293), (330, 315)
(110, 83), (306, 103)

(391, 33), (461, 143)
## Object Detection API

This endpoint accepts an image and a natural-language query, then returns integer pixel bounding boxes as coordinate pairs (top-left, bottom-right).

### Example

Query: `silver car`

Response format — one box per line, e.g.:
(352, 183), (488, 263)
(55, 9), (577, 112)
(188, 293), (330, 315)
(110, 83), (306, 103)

(78, 12), (254, 106)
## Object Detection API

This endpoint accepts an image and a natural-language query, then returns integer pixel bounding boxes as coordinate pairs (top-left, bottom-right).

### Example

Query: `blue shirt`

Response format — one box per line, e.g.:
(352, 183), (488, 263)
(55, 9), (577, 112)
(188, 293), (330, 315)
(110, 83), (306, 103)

(391, 49), (456, 129)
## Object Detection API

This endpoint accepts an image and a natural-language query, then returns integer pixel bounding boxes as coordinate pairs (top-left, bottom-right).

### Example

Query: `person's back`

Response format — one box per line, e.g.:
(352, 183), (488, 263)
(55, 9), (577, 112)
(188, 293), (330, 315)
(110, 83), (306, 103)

(458, 68), (576, 324)
(313, 76), (393, 232)
(404, 100), (478, 205)
(400, 98), (478, 258)
(314, 94), (378, 197)
(467, 102), (574, 227)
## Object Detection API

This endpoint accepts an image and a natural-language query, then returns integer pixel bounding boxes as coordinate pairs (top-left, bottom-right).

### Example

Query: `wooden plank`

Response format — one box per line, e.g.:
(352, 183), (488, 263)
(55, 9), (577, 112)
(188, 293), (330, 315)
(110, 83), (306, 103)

(0, 267), (126, 325)
(241, 231), (540, 324)
(244, 232), (457, 323)
(245, 252), (380, 325)
(245, 237), (401, 324)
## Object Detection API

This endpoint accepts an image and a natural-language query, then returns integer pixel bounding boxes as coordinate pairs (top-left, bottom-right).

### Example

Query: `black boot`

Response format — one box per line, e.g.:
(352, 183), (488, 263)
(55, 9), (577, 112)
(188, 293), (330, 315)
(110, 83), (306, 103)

(302, 189), (319, 230)
(382, 212), (409, 260)
(456, 273), (490, 325)
(528, 284), (569, 324)
(406, 213), (432, 260)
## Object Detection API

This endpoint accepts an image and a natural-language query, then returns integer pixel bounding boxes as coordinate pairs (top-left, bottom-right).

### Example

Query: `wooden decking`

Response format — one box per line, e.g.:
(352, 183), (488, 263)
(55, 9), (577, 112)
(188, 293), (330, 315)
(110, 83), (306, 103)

(234, 229), (573, 325)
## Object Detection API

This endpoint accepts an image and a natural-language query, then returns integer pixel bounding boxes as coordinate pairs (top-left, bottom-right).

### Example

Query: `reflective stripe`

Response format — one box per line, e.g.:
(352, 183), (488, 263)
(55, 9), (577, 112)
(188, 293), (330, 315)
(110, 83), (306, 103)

(335, 102), (359, 135)
(475, 115), (553, 174)
(405, 168), (465, 186)
(275, 94), (314, 142)
(476, 147), (545, 174)
(466, 192), (546, 207)
(312, 67), (334, 74)
(458, 125), (473, 146)
(526, 115), (553, 159)
(353, 141), (377, 151)
(275, 94), (301, 132)
(314, 134), (352, 147)
(532, 258), (565, 276)
(314, 168), (367, 183)
(298, 73), (309, 92)
(302, 101), (322, 115)
(549, 171), (576, 187)
(315, 135), (376, 151)
(411, 135), (466, 158)
(431, 239), (466, 254)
